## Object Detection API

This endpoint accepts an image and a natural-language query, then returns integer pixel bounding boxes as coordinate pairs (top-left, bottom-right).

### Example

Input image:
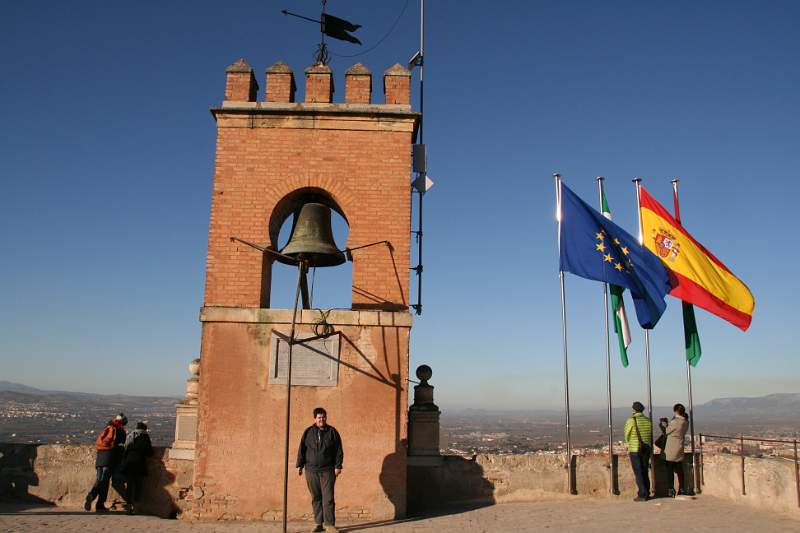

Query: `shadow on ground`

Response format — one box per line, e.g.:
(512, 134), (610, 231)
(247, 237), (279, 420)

(341, 501), (497, 532)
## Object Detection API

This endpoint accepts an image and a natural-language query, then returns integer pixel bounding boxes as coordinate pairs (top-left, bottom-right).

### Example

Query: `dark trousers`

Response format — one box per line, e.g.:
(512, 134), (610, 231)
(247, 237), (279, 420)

(666, 460), (685, 494)
(86, 465), (126, 507)
(126, 474), (144, 505)
(629, 450), (651, 498)
(86, 466), (112, 506)
(305, 469), (336, 526)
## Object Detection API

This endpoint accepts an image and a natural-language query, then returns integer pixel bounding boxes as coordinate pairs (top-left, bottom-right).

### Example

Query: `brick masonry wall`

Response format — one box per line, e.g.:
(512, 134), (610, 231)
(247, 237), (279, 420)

(191, 309), (410, 521)
(205, 61), (417, 310)
(205, 125), (414, 310)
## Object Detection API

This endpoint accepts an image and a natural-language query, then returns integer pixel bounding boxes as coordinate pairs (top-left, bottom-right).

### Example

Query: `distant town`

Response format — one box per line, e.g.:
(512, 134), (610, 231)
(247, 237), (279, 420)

(440, 409), (800, 461)
(1, 382), (798, 459)
(0, 382), (177, 446)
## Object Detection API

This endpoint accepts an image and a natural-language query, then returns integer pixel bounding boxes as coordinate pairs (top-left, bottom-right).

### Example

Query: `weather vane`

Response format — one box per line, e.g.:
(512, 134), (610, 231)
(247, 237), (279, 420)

(282, 0), (362, 65)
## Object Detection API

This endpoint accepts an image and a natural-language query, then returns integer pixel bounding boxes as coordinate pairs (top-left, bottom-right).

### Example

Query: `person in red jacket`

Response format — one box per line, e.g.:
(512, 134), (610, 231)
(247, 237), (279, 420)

(84, 413), (127, 512)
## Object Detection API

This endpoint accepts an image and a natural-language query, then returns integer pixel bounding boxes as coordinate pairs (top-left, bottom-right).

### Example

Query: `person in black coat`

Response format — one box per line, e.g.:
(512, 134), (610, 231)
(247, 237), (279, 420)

(297, 407), (343, 533)
(84, 413), (127, 512)
(120, 421), (154, 515)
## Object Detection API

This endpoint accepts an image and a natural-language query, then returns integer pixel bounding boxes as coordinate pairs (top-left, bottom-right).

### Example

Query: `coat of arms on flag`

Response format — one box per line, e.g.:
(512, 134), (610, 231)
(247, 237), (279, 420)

(652, 227), (681, 262)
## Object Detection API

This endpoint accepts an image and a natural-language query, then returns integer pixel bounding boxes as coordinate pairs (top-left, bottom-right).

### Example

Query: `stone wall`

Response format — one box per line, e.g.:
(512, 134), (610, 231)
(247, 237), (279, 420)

(408, 453), (639, 513)
(700, 452), (799, 516)
(0, 443), (193, 518)
(4, 445), (797, 519)
(409, 452), (798, 517)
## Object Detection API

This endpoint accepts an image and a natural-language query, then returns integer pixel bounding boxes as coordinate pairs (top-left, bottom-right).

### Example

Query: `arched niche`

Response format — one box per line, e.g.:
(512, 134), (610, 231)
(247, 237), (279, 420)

(262, 187), (352, 309)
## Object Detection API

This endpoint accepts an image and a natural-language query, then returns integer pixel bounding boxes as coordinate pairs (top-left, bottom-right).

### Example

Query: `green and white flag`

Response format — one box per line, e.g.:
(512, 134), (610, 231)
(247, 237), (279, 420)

(683, 302), (702, 366)
(600, 191), (632, 367)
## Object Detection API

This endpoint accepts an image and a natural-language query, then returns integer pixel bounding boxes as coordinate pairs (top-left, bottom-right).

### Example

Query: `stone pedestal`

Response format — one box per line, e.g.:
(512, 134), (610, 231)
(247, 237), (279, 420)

(408, 365), (441, 459)
(170, 358), (199, 460)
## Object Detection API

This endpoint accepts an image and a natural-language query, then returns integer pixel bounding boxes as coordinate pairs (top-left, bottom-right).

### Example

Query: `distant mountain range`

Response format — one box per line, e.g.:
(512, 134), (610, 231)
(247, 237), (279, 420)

(0, 381), (180, 446)
(0, 380), (179, 403)
(0, 380), (800, 420)
(3, 380), (797, 419)
(446, 393), (800, 415)
(443, 393), (800, 433)
(701, 393), (800, 412)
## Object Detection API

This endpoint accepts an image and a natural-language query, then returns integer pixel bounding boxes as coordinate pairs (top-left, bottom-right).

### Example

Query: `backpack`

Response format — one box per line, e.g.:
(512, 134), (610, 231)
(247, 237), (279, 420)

(95, 425), (117, 451)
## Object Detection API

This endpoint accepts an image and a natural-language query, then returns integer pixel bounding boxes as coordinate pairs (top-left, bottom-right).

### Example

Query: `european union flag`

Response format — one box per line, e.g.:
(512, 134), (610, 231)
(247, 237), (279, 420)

(559, 183), (671, 329)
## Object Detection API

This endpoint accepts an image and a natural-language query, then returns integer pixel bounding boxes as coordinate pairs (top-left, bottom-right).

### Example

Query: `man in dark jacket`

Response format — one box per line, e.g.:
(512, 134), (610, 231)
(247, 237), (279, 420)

(120, 421), (154, 515)
(84, 413), (127, 512)
(297, 407), (343, 533)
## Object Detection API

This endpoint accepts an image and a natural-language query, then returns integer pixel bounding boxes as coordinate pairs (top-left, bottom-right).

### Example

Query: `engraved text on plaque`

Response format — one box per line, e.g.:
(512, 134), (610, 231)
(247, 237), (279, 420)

(268, 332), (340, 386)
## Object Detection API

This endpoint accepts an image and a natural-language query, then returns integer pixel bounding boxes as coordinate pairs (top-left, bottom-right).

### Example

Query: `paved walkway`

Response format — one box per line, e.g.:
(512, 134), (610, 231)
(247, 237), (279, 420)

(1, 496), (797, 532)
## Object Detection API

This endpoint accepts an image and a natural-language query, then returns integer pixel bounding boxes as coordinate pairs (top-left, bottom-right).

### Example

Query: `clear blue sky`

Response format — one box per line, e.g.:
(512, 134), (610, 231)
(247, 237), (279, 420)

(1, 1), (798, 410)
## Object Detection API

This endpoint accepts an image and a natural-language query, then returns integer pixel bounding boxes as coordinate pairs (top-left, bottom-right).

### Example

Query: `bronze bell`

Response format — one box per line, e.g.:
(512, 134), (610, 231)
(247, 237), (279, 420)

(278, 202), (346, 267)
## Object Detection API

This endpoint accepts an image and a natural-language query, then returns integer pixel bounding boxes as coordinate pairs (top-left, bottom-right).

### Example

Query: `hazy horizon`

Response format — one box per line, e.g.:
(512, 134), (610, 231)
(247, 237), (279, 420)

(2, 1), (799, 409)
(3, 379), (798, 413)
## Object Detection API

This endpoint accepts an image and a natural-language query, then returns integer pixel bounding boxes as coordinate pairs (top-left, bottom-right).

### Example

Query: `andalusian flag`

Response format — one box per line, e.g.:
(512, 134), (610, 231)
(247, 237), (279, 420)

(682, 302), (702, 366)
(600, 191), (632, 367)
(639, 186), (754, 331)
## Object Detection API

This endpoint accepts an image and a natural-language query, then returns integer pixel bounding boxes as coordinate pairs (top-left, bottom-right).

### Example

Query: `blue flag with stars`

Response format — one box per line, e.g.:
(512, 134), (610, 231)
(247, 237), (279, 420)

(559, 183), (671, 329)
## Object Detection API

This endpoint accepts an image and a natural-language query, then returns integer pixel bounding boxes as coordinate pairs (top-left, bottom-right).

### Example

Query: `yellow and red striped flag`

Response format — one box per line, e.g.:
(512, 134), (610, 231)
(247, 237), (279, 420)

(639, 186), (754, 331)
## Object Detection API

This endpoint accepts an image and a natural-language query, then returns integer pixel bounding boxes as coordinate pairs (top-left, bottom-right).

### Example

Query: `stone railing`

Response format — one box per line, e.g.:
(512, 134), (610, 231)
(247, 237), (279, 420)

(700, 452), (799, 516)
(409, 451), (799, 517)
(2, 443), (798, 519)
(0, 443), (193, 518)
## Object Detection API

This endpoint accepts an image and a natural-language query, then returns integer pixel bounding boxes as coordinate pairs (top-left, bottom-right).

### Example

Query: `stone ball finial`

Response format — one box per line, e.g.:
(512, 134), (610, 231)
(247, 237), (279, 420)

(189, 358), (201, 378)
(416, 365), (432, 383)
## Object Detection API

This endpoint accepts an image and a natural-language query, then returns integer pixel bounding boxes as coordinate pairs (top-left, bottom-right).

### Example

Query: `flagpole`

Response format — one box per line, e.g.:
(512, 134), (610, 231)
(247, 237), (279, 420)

(596, 176), (616, 495)
(282, 260), (307, 533)
(672, 178), (699, 495)
(633, 177), (656, 496)
(554, 173), (576, 495)
(419, 0), (424, 143)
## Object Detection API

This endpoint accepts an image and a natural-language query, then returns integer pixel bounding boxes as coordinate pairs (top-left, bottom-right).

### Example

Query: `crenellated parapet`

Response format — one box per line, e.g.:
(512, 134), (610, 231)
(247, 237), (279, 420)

(221, 58), (411, 107)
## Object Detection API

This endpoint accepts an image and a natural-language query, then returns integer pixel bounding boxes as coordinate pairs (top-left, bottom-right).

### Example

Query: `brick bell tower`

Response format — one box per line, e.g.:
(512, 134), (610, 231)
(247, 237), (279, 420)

(190, 58), (419, 521)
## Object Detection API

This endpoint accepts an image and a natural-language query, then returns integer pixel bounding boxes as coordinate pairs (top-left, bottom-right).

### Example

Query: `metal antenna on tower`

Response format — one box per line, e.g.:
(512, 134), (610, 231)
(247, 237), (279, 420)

(316, 0), (328, 65)
(409, 0), (431, 315)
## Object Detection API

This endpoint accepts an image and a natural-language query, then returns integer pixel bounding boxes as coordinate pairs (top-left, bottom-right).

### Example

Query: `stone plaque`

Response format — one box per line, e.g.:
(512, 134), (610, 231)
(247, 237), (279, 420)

(268, 332), (340, 386)
(175, 413), (198, 442)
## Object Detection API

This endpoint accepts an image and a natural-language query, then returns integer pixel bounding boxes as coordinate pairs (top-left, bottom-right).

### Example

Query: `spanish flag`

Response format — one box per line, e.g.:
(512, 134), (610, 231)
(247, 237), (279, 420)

(639, 186), (754, 331)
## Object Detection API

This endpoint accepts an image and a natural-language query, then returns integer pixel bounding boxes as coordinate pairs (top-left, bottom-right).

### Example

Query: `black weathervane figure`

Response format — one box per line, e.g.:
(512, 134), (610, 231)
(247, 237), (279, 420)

(282, 0), (363, 65)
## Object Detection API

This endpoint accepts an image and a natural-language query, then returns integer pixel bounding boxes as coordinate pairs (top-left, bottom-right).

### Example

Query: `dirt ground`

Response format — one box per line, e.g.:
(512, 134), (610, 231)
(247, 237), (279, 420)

(1, 496), (798, 533)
